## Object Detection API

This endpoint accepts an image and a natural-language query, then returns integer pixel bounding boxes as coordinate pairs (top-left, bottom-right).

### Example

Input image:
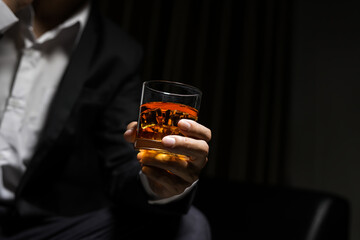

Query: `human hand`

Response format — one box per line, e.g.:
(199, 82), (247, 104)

(124, 119), (211, 199)
(3, 0), (33, 13)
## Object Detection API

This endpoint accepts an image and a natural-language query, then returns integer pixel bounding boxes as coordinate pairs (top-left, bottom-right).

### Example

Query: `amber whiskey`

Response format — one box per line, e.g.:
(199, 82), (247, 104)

(134, 101), (198, 151)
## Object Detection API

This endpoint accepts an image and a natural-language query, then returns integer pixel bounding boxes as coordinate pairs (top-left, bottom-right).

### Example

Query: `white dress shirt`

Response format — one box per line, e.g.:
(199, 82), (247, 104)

(0, 1), (195, 204)
(0, 1), (90, 201)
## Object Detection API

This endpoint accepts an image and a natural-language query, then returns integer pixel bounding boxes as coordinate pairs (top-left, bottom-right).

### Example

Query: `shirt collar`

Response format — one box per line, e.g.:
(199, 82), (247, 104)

(16, 2), (91, 48)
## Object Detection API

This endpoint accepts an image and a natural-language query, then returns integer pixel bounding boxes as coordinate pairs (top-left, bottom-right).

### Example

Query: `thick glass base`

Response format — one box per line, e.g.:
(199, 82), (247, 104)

(134, 138), (189, 160)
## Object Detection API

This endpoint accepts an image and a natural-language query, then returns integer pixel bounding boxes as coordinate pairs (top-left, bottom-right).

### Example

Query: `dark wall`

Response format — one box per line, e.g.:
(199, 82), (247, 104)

(288, 1), (360, 240)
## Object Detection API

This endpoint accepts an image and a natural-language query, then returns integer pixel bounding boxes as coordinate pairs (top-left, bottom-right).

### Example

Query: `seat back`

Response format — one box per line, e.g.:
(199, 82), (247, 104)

(194, 178), (350, 240)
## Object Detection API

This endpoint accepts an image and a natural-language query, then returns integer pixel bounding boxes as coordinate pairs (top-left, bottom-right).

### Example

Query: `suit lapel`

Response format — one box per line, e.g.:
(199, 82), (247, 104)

(39, 11), (98, 145)
(16, 7), (100, 191)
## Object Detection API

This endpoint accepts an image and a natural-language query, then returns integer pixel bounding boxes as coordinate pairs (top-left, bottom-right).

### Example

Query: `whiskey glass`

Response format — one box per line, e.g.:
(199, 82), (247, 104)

(134, 80), (202, 157)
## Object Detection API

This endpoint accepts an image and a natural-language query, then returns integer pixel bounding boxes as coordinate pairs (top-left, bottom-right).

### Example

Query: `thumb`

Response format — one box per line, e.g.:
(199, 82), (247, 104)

(124, 121), (137, 143)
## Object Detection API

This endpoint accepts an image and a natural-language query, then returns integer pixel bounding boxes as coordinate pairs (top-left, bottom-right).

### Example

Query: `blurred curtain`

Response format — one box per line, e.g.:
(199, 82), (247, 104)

(99, 0), (293, 185)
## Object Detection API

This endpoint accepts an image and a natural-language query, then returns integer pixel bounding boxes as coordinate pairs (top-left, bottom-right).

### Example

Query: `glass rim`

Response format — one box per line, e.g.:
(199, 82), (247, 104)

(144, 80), (202, 98)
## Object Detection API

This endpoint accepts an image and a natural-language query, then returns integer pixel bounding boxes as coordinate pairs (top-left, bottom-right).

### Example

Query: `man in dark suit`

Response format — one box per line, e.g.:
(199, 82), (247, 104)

(0, 0), (211, 239)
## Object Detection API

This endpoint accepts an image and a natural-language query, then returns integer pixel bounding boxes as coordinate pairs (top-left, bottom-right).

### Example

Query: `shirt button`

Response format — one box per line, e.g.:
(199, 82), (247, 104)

(8, 98), (24, 109)
(23, 48), (32, 56)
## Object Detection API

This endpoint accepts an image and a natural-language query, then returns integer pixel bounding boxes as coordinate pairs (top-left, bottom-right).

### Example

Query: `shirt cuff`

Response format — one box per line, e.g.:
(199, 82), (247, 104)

(0, 0), (18, 33)
(139, 170), (198, 205)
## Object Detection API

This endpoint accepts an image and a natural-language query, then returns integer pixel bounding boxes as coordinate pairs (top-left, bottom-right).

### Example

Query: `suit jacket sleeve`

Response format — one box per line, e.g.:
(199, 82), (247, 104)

(94, 20), (195, 216)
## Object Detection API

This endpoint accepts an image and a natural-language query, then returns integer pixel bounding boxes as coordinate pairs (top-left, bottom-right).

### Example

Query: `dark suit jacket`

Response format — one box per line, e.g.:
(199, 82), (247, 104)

(6, 5), (193, 221)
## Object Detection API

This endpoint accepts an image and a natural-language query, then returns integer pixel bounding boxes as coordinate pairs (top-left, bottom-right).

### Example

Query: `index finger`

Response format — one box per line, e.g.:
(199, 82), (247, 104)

(178, 119), (211, 142)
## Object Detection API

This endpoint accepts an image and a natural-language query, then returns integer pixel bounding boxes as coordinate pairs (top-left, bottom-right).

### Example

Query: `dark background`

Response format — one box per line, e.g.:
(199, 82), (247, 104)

(98, 0), (360, 239)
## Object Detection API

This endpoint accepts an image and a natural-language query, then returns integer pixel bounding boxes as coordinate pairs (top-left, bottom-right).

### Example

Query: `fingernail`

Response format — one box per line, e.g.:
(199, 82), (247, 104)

(162, 136), (176, 147)
(124, 129), (133, 135)
(179, 120), (191, 131)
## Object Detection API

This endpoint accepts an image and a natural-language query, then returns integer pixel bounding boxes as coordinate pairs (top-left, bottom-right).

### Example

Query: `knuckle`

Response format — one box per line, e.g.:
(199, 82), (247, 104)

(181, 137), (192, 149)
(207, 129), (212, 141)
(198, 140), (209, 156)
